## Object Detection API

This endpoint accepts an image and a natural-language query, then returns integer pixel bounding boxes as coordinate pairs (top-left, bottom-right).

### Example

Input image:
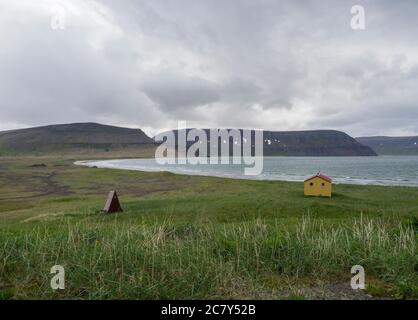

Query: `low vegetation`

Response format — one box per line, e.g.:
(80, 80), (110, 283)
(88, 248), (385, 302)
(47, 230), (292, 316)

(0, 157), (417, 299)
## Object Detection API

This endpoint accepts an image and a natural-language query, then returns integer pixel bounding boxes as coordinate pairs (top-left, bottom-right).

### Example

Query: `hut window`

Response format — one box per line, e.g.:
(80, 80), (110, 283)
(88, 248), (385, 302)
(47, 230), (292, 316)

(310, 182), (314, 186)
(321, 183), (325, 187)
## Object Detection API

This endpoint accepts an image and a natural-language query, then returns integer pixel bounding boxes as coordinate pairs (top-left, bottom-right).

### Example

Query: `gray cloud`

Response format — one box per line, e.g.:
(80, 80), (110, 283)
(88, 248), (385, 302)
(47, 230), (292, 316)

(0, 0), (418, 136)
(142, 72), (220, 112)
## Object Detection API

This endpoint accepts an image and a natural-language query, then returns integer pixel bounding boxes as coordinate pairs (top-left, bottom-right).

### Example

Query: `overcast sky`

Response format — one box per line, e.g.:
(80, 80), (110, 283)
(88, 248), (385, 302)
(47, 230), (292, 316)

(1, 0), (418, 137)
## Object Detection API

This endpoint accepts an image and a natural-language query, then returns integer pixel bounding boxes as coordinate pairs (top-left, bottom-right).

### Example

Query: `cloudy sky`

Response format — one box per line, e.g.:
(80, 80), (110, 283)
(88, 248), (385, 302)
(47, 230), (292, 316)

(1, 0), (418, 137)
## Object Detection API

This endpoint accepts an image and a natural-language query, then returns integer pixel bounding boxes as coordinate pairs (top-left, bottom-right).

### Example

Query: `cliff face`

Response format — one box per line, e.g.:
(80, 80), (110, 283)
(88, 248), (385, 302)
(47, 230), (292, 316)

(160, 129), (377, 156)
(356, 136), (418, 155)
(262, 130), (377, 156)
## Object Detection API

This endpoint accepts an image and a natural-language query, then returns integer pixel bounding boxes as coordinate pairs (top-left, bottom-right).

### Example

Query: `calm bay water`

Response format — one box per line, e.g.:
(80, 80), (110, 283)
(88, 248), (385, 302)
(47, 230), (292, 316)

(76, 156), (418, 187)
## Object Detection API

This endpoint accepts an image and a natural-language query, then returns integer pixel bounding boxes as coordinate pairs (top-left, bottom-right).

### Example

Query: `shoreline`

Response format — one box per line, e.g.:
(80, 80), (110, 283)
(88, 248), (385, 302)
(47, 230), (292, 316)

(74, 157), (418, 188)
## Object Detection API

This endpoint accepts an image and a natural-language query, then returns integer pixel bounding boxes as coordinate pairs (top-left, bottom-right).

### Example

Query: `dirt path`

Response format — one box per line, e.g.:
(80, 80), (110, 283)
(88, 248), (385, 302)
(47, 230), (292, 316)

(0, 171), (72, 201)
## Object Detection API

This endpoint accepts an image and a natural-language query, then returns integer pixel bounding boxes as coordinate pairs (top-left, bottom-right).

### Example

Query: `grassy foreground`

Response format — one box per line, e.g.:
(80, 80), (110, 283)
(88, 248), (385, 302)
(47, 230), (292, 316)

(0, 157), (417, 299)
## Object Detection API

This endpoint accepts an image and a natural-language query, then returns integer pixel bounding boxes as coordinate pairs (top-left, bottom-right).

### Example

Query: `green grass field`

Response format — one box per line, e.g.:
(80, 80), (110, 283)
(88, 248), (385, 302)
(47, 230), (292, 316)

(0, 157), (417, 299)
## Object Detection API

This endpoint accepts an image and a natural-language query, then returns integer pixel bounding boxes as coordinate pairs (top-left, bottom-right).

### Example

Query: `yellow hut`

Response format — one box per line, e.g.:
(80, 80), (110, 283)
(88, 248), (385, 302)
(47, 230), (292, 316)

(304, 173), (332, 197)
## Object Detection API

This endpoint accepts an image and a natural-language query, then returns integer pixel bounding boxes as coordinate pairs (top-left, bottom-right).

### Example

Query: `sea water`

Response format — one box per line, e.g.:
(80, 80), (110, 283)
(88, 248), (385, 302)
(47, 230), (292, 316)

(76, 156), (418, 187)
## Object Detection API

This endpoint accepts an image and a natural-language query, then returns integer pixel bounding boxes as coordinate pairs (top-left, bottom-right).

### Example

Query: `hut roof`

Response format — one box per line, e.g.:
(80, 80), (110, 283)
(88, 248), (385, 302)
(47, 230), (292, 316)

(304, 173), (332, 183)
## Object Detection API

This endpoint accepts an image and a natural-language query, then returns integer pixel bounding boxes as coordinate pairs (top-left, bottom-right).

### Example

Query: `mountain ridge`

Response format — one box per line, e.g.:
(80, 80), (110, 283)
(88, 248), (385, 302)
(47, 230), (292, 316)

(0, 122), (155, 155)
(0, 122), (377, 156)
(356, 136), (418, 155)
(158, 128), (377, 156)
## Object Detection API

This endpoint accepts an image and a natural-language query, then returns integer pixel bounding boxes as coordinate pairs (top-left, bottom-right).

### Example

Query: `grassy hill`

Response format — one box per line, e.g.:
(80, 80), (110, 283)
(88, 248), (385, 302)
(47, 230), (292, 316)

(357, 136), (418, 155)
(0, 123), (156, 156)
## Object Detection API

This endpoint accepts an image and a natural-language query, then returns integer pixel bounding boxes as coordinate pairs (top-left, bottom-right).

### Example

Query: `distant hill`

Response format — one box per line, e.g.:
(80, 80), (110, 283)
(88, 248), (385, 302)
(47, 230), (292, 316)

(159, 129), (377, 156)
(356, 136), (418, 155)
(263, 130), (376, 156)
(0, 123), (376, 157)
(0, 123), (156, 156)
